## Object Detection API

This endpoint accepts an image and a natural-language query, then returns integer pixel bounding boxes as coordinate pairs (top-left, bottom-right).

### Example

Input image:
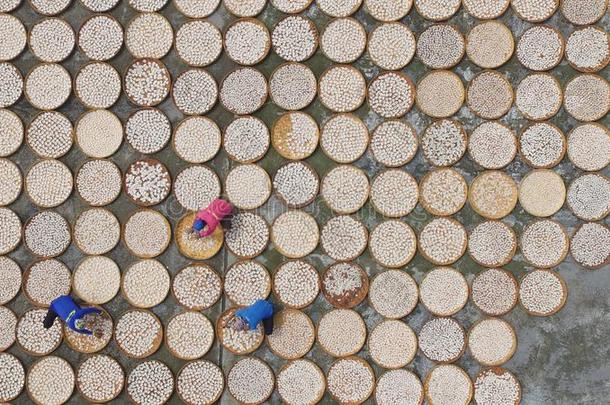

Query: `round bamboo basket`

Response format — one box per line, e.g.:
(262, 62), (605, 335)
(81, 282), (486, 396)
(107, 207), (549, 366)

(419, 267), (469, 317)
(171, 115), (221, 163)
(24, 63), (72, 111)
(72, 256), (120, 305)
(176, 360), (225, 405)
(122, 208), (172, 259)
(474, 367), (522, 405)
(518, 269), (568, 316)
(170, 68), (219, 116)
(567, 173), (610, 221)
(465, 21), (514, 69)
(0, 109), (23, 156)
(22, 259), (71, 307)
(272, 111), (319, 160)
(419, 168), (468, 217)
(22, 210), (71, 259)
(225, 164), (272, 210)
(165, 311), (215, 361)
(226, 212), (270, 259)
(516, 73), (562, 121)
(73, 61), (121, 110)
(320, 17), (366, 64)
(367, 270), (418, 319)
(216, 307), (264, 355)
(318, 65), (366, 113)
(272, 161), (320, 208)
(316, 309), (367, 358)
(368, 319), (417, 369)
(77, 13), (124, 61)
(416, 69), (465, 118)
(570, 222), (610, 270)
(25, 111), (74, 159)
(518, 122), (566, 169)
(223, 18), (271, 66)
(120, 259), (170, 309)
(114, 309), (163, 359)
(124, 12), (174, 59)
(424, 364), (472, 405)
(560, 0), (608, 25)
(28, 17), (75, 63)
(321, 262), (369, 309)
(466, 70), (514, 120)
(368, 220), (417, 269)
(467, 220), (517, 268)
(74, 158), (122, 206)
(471, 268), (519, 316)
(175, 212), (224, 260)
(320, 165), (370, 215)
(367, 70), (416, 118)
(320, 216), (368, 261)
(374, 369), (423, 405)
(16, 308), (63, 356)
(26, 356), (74, 405)
(125, 107), (171, 154)
(467, 121), (517, 170)
(516, 25), (564, 72)
(269, 61), (317, 110)
(272, 15), (319, 62)
(468, 170), (518, 220)
(417, 217), (468, 266)
(122, 158), (171, 207)
(171, 263), (223, 310)
(219, 66), (269, 115)
(74, 109), (124, 159)
(175, 20), (222, 67)
(224, 259), (272, 306)
(24, 158), (73, 209)
(227, 356), (275, 405)
(327, 356), (375, 404)
(270, 210), (318, 259)
(123, 58), (171, 107)
(467, 318), (517, 366)
(511, 0), (559, 22)
(319, 113), (369, 164)
(417, 23), (465, 70)
(223, 115), (270, 163)
(271, 259), (321, 309)
(76, 354), (125, 403)
(566, 26), (610, 73)
(126, 360), (174, 405)
(418, 317), (466, 364)
(266, 308), (315, 360)
(370, 119), (418, 167)
(369, 169), (418, 218)
(277, 359), (326, 405)
(0, 63), (23, 108)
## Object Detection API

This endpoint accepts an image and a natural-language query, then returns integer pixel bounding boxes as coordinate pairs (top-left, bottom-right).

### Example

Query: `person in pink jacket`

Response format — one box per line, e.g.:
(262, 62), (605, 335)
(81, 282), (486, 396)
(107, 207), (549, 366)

(191, 198), (233, 238)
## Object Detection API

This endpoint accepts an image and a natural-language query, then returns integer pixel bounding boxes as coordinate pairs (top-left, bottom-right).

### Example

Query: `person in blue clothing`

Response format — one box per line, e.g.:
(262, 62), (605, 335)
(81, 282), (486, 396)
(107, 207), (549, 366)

(228, 299), (277, 335)
(43, 295), (103, 336)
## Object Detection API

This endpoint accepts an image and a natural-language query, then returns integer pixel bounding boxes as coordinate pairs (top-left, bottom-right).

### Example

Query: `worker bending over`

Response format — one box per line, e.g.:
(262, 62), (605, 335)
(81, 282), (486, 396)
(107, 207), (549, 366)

(43, 295), (102, 336)
(191, 198), (233, 238)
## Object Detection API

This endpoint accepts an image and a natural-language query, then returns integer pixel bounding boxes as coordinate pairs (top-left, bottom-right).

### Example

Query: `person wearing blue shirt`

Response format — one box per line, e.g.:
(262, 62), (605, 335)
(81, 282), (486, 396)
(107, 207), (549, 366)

(43, 295), (102, 335)
(231, 299), (277, 335)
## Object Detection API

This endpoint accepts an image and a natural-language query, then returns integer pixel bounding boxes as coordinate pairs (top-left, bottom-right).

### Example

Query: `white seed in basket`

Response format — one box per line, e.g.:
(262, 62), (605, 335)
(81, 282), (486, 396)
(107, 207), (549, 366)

(0, 109), (23, 156)
(116, 311), (162, 358)
(125, 160), (171, 205)
(365, 0), (412, 21)
(468, 122), (516, 169)
(175, 0), (220, 16)
(26, 159), (72, 208)
(0, 0), (21, 12)
(124, 59), (170, 107)
(564, 74), (610, 122)
(468, 318), (516, 366)
(516, 74), (562, 121)
(225, 19), (270, 66)
(0, 63), (22, 108)
(177, 360), (224, 405)
(375, 369), (423, 405)
(174, 166), (221, 210)
(173, 117), (220, 164)
(126, 13), (172, 59)
(224, 116), (269, 163)
(521, 123), (565, 164)
(567, 174), (610, 221)
(571, 222), (610, 268)
(0, 14), (25, 62)
(172, 264), (222, 310)
(516, 25), (563, 71)
(220, 67), (267, 115)
(568, 123), (610, 171)
(81, 0), (120, 12)
(369, 270), (417, 318)
(225, 260), (270, 306)
(25, 259), (71, 306)
(272, 210), (318, 258)
(519, 169), (566, 217)
(521, 220), (568, 268)
(267, 309), (315, 359)
(520, 269), (567, 316)
(371, 169), (418, 218)
(127, 361), (173, 405)
(75, 62), (121, 109)
(321, 18), (366, 64)
(421, 119), (466, 167)
(469, 171), (518, 219)
(420, 168), (467, 216)
(420, 267), (468, 316)
(77, 355), (124, 403)
(25, 63), (71, 110)
(79, 15), (123, 61)
(419, 218), (467, 265)
(321, 216), (367, 261)
(322, 262), (366, 308)
(273, 112), (319, 160)
(226, 164), (271, 210)
(226, 212), (270, 258)
(466, 21), (514, 69)
(319, 65), (365, 113)
(416, 24), (465, 69)
(321, 165), (369, 214)
(271, 0), (311, 12)
(0, 307), (16, 351)
(327, 358), (374, 403)
(272, 16), (318, 62)
(0, 159), (21, 205)
(273, 162), (318, 208)
(320, 114), (367, 164)
(175, 20), (221, 67)
(369, 72), (415, 118)
(27, 357), (74, 405)
(219, 309), (263, 353)
(29, 18), (74, 63)
(463, 0), (509, 18)
(73, 256), (120, 304)
(173, 69), (218, 115)
(0, 257), (20, 304)
(317, 0), (361, 16)
(467, 71), (513, 119)
(472, 268), (517, 316)
(76, 110), (123, 158)
(76, 159), (121, 206)
(228, 357), (274, 404)
(468, 221), (516, 267)
(273, 260), (319, 308)
(566, 27), (610, 72)
(27, 112), (72, 159)
(425, 365), (472, 405)
(417, 70), (464, 118)
(270, 63), (316, 111)
(123, 259), (169, 308)
(30, 0), (71, 14)
(561, 0), (607, 25)
(225, 0), (266, 16)
(166, 312), (214, 359)
(512, 0), (558, 21)
(474, 368), (520, 405)
(370, 220), (417, 268)
(368, 23), (415, 70)
(0, 208), (20, 255)
(126, 108), (170, 154)
(277, 360), (325, 405)
(74, 209), (119, 255)
(419, 317), (465, 363)
(124, 210), (170, 258)
(129, 0), (168, 11)
(24, 211), (69, 257)
(370, 120), (417, 167)
(17, 308), (62, 355)
(369, 319), (417, 368)
(317, 309), (365, 356)
(415, 0), (460, 20)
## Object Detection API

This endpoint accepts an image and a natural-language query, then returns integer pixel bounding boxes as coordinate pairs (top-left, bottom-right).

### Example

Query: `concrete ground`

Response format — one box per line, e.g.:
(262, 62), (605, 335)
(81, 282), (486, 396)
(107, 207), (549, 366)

(4, 1), (610, 404)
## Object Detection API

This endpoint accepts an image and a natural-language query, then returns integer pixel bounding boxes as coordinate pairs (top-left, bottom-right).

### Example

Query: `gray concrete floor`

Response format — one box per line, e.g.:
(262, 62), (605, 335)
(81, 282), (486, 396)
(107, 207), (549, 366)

(3, 1), (610, 404)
